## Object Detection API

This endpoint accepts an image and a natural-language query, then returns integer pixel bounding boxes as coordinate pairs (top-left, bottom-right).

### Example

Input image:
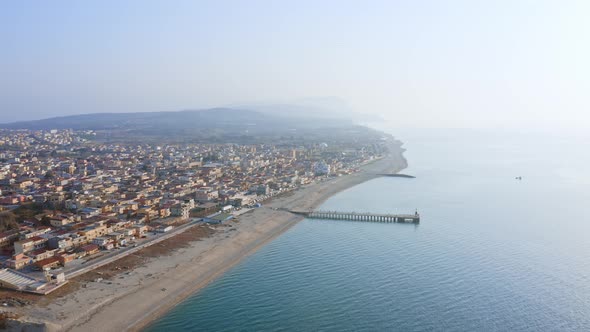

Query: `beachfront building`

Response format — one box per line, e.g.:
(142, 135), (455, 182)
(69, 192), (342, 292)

(171, 203), (191, 219)
(34, 257), (61, 270)
(195, 188), (219, 203)
(155, 225), (173, 233)
(5, 253), (33, 270)
(0, 268), (47, 292)
(203, 213), (234, 224)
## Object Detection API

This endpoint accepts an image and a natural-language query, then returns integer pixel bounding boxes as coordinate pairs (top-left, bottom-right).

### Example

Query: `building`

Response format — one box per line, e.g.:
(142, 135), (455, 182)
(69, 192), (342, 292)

(256, 185), (269, 196)
(56, 253), (76, 266)
(14, 236), (48, 254)
(203, 213), (234, 224)
(29, 248), (56, 262)
(155, 225), (173, 233)
(5, 253), (33, 270)
(131, 225), (148, 237)
(78, 243), (99, 256)
(49, 215), (75, 227)
(92, 237), (110, 247)
(0, 268), (47, 291)
(34, 257), (61, 270)
(195, 188), (218, 203)
(170, 203), (191, 219)
(48, 235), (74, 250)
(0, 230), (19, 249)
(313, 161), (330, 176)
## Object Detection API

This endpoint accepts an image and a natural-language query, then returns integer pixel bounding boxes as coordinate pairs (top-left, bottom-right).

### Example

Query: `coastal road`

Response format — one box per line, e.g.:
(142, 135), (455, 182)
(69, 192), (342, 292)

(63, 220), (202, 279)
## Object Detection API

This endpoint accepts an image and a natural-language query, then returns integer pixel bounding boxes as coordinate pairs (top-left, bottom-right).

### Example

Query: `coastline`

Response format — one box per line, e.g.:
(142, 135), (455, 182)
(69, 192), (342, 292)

(13, 140), (407, 332)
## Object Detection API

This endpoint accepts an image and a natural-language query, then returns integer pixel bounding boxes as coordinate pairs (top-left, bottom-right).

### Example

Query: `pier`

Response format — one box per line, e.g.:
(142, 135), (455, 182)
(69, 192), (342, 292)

(377, 173), (416, 178)
(290, 210), (420, 223)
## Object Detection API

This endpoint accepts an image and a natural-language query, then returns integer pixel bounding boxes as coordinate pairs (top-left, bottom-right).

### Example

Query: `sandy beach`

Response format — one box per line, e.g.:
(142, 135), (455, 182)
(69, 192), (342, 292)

(10, 141), (407, 332)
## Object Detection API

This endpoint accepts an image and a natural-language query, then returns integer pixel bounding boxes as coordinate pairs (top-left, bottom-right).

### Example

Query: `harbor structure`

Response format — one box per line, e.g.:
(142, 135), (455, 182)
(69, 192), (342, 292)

(291, 210), (420, 223)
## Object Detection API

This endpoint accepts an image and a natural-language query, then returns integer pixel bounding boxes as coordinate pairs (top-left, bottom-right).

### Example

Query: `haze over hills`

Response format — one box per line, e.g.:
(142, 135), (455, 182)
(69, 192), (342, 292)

(231, 97), (385, 122)
(0, 106), (386, 144)
(1, 97), (384, 132)
(1, 107), (351, 130)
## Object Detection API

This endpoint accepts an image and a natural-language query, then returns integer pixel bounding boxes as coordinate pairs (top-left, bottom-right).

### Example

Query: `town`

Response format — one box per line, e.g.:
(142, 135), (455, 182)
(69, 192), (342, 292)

(0, 128), (387, 294)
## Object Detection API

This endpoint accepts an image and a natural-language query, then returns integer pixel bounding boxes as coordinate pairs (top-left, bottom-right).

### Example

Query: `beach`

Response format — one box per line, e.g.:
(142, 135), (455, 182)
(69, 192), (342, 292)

(11, 141), (406, 332)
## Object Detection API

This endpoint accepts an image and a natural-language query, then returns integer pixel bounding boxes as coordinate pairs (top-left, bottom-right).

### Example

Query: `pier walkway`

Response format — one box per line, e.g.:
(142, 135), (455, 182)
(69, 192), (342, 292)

(290, 210), (420, 223)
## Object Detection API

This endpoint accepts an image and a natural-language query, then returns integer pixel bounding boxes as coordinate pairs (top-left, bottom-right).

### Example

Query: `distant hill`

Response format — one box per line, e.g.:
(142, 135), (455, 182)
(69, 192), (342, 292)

(0, 107), (382, 143)
(232, 97), (356, 120)
(233, 97), (385, 123)
(1, 108), (351, 130)
(2, 108), (258, 129)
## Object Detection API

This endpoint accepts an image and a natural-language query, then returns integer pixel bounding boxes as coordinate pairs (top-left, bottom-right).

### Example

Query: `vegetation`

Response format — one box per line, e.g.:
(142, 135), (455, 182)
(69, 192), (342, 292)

(0, 212), (19, 232)
(12, 203), (45, 222)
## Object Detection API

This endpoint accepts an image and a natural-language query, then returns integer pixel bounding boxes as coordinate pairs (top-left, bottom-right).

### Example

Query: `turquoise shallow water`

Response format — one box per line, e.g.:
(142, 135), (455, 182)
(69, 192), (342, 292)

(146, 130), (590, 331)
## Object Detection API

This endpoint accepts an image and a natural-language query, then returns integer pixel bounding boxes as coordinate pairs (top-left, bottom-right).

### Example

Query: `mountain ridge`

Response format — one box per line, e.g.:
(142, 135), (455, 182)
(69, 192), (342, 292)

(1, 108), (279, 130)
(0, 107), (382, 144)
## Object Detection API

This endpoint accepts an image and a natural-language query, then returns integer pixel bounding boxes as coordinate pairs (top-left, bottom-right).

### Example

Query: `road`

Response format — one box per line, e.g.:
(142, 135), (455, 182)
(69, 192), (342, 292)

(63, 220), (201, 279)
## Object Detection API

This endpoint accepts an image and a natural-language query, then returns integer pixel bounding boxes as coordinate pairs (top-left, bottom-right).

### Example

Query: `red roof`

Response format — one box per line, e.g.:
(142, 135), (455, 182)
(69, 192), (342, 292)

(81, 244), (99, 252)
(20, 236), (46, 244)
(29, 248), (52, 256)
(35, 256), (60, 267)
(0, 230), (19, 239)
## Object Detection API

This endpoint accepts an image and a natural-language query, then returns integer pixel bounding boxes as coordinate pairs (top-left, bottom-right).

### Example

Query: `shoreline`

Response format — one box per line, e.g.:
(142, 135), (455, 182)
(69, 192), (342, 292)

(129, 211), (303, 332)
(12, 140), (407, 332)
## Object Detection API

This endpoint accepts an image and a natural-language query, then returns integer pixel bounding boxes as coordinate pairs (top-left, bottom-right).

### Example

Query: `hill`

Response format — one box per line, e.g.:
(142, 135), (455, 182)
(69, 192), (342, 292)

(0, 108), (382, 144)
(3, 108), (304, 130)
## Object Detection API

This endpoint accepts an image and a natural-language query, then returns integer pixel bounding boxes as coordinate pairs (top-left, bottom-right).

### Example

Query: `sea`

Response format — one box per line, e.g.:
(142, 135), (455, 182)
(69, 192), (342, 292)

(146, 129), (590, 331)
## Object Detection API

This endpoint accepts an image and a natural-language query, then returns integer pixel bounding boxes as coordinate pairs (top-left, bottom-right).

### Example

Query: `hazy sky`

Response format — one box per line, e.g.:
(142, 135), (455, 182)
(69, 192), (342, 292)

(2, 1), (590, 129)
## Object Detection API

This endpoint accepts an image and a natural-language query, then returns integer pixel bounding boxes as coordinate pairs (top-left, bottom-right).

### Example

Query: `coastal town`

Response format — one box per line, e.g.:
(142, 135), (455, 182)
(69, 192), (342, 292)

(0, 128), (387, 295)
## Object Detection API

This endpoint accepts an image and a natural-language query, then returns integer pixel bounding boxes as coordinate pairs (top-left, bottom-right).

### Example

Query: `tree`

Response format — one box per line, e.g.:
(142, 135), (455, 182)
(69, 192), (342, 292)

(13, 203), (44, 222)
(40, 215), (52, 227)
(0, 212), (18, 232)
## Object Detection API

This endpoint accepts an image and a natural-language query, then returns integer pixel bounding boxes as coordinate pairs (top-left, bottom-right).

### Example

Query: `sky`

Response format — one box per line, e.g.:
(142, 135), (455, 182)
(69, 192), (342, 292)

(2, 0), (590, 130)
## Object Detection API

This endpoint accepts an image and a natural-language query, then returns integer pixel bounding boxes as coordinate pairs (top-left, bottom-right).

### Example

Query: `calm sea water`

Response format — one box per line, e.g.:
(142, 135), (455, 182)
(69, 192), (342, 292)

(147, 130), (590, 331)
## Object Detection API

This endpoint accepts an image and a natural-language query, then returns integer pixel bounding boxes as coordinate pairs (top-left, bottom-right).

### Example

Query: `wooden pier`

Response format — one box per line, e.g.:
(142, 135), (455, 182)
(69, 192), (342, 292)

(290, 210), (420, 223)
